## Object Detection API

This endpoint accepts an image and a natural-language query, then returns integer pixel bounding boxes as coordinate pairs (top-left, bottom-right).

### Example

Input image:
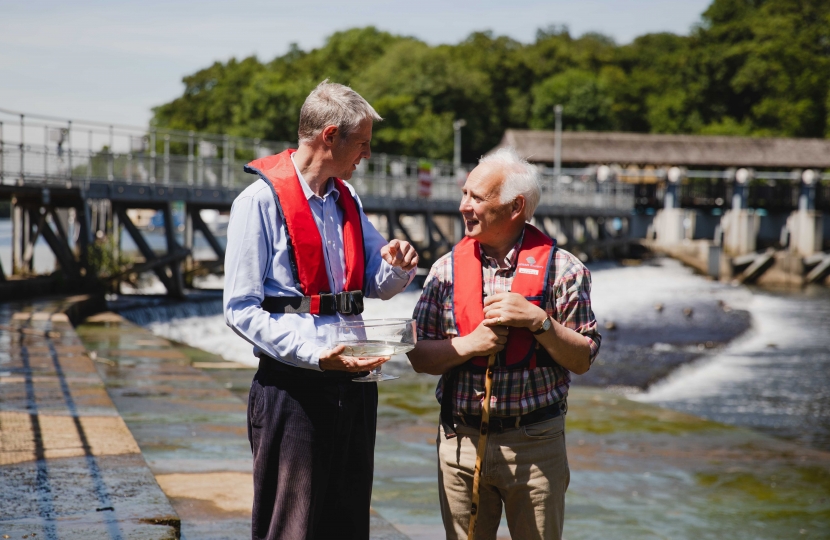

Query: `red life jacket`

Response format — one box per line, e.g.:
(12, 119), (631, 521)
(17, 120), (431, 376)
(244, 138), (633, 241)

(452, 224), (557, 371)
(243, 149), (365, 308)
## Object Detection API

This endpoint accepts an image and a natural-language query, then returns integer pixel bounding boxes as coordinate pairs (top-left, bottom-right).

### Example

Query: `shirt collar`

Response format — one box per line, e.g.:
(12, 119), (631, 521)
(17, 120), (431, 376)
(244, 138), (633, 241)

(479, 230), (525, 269)
(291, 153), (339, 202)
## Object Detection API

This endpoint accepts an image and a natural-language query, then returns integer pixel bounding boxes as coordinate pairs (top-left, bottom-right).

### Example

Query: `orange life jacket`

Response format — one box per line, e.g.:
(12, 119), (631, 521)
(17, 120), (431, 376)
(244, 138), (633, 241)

(452, 224), (557, 371)
(244, 150), (365, 313)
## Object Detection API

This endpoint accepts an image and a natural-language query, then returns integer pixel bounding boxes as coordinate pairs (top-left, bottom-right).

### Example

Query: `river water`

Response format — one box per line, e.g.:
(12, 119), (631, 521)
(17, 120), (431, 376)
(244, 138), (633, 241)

(137, 258), (830, 453)
(3, 211), (828, 450)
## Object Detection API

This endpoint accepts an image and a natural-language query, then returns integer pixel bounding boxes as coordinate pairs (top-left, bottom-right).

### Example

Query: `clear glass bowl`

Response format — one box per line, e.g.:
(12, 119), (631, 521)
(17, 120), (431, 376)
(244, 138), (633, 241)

(323, 318), (416, 382)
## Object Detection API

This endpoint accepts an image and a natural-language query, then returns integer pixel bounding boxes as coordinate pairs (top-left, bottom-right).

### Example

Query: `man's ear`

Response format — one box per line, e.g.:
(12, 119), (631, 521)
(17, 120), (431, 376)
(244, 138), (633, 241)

(512, 195), (526, 221)
(321, 125), (339, 147)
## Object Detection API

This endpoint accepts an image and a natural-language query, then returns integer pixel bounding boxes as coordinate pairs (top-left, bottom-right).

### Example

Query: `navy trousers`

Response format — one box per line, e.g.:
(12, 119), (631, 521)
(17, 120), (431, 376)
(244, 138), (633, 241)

(247, 360), (378, 540)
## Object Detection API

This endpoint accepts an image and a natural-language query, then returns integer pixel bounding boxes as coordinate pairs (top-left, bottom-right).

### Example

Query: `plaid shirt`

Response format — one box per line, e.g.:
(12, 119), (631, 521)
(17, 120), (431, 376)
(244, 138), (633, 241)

(412, 234), (601, 417)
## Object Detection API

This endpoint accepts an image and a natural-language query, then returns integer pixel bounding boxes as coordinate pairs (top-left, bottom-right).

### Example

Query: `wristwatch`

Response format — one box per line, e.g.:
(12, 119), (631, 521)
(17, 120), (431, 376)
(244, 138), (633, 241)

(532, 316), (552, 335)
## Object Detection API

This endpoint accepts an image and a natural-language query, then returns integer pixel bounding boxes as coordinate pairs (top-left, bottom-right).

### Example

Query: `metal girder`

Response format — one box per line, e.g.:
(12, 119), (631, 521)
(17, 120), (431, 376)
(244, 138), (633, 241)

(84, 181), (241, 206)
(162, 203), (185, 298)
(190, 208), (225, 260)
(115, 205), (175, 293)
(22, 208), (41, 271)
(107, 248), (190, 284)
(37, 213), (81, 279)
(393, 213), (418, 249)
(806, 253), (830, 284)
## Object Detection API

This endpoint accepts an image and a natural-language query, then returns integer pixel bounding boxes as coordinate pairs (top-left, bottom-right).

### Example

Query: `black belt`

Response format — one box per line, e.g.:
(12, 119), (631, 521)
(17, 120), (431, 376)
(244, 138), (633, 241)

(453, 401), (566, 434)
(257, 352), (367, 380)
(261, 291), (364, 316)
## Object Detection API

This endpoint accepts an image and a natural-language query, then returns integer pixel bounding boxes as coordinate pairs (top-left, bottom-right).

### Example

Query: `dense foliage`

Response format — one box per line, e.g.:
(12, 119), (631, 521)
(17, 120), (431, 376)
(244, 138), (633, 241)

(152, 0), (830, 161)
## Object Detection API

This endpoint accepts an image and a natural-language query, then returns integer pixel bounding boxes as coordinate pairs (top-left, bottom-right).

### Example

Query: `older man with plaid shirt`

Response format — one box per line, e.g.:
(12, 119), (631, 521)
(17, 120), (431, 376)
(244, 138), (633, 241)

(407, 147), (601, 540)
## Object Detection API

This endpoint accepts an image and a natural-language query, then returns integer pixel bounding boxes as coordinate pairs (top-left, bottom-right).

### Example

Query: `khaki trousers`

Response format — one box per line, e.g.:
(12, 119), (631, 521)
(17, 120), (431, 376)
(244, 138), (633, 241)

(437, 415), (569, 540)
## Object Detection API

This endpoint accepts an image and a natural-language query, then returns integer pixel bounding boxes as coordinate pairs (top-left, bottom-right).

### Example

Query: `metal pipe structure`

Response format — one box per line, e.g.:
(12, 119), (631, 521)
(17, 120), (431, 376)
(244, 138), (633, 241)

(19, 114), (25, 183)
(149, 129), (156, 183)
(553, 104), (563, 180)
(164, 134), (170, 184)
(453, 119), (466, 175)
(187, 131), (194, 185)
(108, 125), (114, 181)
(67, 120), (72, 182)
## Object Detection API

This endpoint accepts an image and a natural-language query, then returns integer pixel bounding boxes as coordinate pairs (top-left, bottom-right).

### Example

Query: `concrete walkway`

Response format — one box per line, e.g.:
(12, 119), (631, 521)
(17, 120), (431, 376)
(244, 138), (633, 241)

(0, 298), (179, 539)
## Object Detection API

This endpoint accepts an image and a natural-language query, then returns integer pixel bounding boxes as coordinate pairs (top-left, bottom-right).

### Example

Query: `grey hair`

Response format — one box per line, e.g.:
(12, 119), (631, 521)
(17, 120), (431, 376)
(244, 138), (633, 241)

(298, 79), (382, 143)
(479, 147), (541, 221)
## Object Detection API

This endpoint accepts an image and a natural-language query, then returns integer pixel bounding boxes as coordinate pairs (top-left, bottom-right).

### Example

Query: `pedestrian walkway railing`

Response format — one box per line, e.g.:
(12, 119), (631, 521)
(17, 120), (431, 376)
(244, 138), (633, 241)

(0, 108), (635, 211)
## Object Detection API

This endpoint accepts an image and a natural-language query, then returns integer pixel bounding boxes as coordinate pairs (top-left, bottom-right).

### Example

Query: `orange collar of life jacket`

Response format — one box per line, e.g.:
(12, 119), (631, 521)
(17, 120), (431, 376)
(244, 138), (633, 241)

(244, 149), (365, 305)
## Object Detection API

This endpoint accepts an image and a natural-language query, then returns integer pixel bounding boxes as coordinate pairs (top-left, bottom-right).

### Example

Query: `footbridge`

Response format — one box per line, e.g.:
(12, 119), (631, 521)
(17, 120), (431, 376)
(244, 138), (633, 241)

(0, 109), (634, 297)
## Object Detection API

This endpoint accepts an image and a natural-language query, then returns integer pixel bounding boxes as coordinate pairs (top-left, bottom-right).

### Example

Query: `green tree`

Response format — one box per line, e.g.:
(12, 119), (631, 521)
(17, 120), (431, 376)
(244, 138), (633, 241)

(150, 1), (830, 161)
(530, 69), (612, 131)
(152, 57), (264, 133)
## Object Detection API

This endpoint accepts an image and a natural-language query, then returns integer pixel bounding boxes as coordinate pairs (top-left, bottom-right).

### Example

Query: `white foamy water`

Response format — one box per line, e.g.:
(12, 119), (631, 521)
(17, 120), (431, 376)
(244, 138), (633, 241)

(633, 290), (815, 403)
(588, 258), (752, 321)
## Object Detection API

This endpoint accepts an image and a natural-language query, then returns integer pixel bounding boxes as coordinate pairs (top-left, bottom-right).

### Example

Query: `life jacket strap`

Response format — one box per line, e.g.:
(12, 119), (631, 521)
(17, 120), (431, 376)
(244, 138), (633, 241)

(261, 291), (364, 316)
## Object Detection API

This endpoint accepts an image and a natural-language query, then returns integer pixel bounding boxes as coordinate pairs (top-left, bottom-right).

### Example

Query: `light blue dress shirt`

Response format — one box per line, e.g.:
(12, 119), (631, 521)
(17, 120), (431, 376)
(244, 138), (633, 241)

(223, 156), (414, 371)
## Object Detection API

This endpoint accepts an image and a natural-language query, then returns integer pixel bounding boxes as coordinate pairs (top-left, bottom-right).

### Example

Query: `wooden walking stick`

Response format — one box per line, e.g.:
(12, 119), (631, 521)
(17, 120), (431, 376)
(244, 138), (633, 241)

(467, 353), (496, 540)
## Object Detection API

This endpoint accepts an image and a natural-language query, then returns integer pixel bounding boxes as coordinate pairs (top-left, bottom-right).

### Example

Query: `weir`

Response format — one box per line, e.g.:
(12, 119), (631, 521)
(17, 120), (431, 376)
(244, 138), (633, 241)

(0, 109), (634, 298)
(647, 167), (830, 286)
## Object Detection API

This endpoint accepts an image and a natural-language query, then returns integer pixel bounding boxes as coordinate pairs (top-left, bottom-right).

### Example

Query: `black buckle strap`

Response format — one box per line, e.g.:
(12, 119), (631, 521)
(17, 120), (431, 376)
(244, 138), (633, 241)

(261, 291), (364, 315)
(335, 290), (364, 315)
(453, 401), (565, 434)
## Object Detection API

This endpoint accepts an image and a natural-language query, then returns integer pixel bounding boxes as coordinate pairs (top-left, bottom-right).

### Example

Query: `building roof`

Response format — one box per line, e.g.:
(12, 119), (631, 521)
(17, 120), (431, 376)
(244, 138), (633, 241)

(493, 129), (830, 169)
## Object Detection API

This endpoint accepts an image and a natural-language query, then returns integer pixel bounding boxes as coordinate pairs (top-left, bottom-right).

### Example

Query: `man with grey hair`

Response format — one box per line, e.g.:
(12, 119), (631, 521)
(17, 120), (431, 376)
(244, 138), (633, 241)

(407, 147), (601, 539)
(224, 80), (418, 540)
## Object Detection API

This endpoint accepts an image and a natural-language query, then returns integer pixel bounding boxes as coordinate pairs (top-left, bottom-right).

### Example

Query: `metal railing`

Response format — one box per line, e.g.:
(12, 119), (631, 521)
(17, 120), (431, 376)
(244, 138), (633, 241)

(0, 108), (635, 212)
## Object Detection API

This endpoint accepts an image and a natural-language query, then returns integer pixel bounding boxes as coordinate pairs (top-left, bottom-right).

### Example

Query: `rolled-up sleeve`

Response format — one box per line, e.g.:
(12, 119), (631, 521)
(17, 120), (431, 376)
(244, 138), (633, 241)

(223, 192), (324, 370)
(553, 262), (602, 364)
(355, 194), (415, 299)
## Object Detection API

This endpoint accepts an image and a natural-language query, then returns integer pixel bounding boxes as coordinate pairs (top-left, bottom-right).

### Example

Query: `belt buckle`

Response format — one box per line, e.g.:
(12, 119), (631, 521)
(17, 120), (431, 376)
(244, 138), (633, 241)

(336, 292), (353, 315)
(335, 291), (364, 315)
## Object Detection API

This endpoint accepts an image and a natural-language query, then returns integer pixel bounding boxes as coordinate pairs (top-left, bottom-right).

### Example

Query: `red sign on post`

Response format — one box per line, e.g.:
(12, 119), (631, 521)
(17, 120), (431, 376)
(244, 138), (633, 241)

(418, 161), (433, 198)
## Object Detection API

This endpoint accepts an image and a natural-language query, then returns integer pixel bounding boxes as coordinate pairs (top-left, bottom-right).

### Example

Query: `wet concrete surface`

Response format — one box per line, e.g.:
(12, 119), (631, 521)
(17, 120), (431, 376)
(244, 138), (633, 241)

(77, 313), (254, 540)
(0, 299), (179, 539)
(76, 312), (410, 540)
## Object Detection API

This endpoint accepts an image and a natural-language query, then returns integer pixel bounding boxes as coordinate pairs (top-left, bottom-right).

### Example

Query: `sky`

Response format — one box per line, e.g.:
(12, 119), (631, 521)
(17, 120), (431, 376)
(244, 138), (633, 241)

(0, 0), (712, 128)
